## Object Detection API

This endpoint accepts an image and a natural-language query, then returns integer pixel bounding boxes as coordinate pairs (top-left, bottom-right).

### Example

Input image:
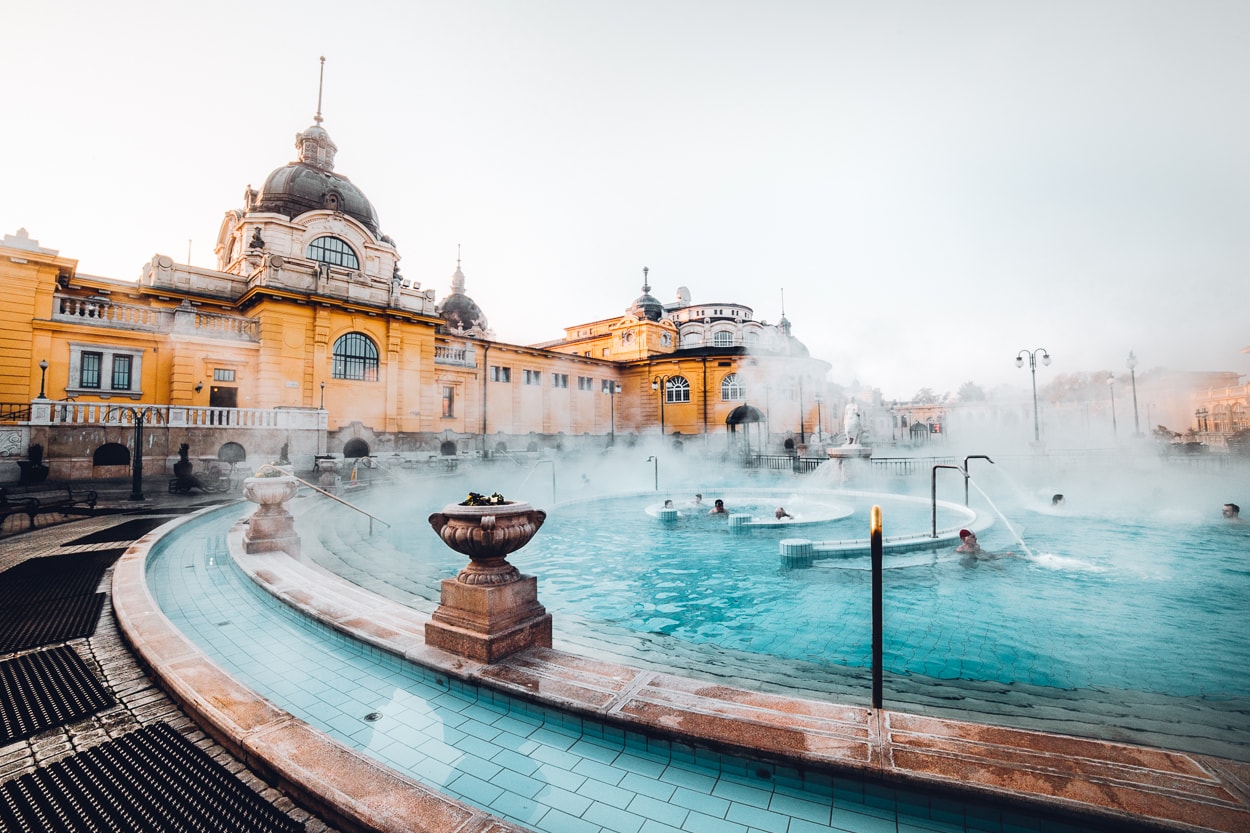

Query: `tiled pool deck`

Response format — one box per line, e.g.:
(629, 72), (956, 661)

(109, 505), (1250, 833)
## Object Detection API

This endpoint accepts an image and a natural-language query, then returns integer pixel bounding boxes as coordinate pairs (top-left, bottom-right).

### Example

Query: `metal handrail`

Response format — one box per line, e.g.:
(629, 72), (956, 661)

(931, 464), (967, 538)
(254, 464), (390, 534)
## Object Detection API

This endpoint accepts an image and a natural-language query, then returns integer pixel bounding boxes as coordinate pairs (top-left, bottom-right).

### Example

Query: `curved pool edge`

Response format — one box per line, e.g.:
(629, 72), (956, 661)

(114, 504), (1250, 833)
(111, 506), (529, 833)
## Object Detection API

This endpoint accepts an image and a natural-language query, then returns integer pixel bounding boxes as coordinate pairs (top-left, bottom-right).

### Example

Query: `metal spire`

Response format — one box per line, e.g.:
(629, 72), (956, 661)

(314, 56), (326, 125)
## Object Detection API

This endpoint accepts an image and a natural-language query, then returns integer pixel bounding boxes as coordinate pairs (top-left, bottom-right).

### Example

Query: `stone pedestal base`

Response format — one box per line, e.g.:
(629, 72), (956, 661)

(244, 506), (301, 557)
(425, 574), (552, 663)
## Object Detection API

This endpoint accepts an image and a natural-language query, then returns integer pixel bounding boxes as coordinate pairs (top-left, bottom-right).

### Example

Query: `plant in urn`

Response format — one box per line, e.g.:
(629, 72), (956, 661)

(428, 492), (546, 585)
(242, 464), (300, 555)
(425, 491), (552, 662)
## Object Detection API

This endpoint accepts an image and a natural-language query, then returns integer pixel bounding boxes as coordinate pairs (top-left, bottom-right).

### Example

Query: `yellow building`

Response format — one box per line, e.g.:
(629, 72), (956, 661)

(0, 117), (831, 480)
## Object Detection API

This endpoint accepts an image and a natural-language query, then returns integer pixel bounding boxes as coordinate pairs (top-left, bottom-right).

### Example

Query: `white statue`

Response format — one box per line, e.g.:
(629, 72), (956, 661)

(843, 401), (863, 446)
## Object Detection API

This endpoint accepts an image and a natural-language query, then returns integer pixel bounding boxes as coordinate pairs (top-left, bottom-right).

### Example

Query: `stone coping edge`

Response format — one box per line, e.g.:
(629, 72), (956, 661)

(111, 506), (530, 833)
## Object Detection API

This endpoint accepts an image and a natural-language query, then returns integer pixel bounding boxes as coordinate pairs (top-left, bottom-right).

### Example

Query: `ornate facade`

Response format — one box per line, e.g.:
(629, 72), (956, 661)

(0, 117), (831, 479)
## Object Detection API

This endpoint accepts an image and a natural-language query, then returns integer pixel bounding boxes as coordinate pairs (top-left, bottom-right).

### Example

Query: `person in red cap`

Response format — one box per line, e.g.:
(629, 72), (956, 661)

(955, 529), (981, 554)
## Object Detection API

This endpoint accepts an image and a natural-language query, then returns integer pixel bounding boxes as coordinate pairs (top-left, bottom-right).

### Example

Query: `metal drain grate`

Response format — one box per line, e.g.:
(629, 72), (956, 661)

(60, 518), (175, 547)
(0, 551), (120, 608)
(0, 722), (305, 832)
(0, 645), (114, 744)
(0, 594), (105, 654)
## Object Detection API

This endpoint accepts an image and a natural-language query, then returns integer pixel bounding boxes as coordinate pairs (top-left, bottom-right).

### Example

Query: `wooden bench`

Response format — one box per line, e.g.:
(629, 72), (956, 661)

(0, 484), (98, 529)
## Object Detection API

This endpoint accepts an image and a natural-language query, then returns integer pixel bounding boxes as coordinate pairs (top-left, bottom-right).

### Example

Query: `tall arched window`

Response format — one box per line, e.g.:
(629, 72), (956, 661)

(332, 332), (379, 381)
(306, 236), (360, 269)
(713, 331), (734, 347)
(665, 376), (691, 403)
(721, 373), (746, 401)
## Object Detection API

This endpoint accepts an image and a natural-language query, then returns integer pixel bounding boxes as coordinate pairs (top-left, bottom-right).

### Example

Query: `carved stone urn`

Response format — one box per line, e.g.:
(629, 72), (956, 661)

(427, 500), (546, 585)
(242, 475), (300, 556)
(425, 499), (551, 662)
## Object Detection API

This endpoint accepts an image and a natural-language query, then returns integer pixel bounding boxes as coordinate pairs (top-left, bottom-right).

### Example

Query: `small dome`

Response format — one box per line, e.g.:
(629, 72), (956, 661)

(436, 261), (491, 336)
(627, 266), (664, 321)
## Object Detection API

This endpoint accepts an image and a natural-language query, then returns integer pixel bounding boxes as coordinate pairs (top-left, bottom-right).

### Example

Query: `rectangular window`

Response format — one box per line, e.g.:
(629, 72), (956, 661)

(441, 386), (455, 418)
(523, 369), (541, 386)
(111, 355), (132, 390)
(601, 348), (610, 357)
(491, 366), (511, 383)
(552, 373), (569, 389)
(577, 376), (593, 391)
(80, 352), (102, 389)
(213, 368), (236, 382)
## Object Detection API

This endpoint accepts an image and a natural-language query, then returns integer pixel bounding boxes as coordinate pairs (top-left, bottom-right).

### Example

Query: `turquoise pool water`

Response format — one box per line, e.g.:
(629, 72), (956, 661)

(145, 507), (1104, 833)
(382, 489), (1249, 699)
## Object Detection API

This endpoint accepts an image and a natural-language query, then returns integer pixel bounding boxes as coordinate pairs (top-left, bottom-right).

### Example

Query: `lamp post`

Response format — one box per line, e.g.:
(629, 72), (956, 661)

(814, 393), (824, 442)
(797, 376), (805, 445)
(1014, 348), (1051, 443)
(37, 359), (48, 399)
(651, 374), (674, 437)
(1126, 351), (1141, 436)
(320, 381), (326, 409)
(1108, 377), (1118, 439)
(107, 405), (160, 502)
(645, 455), (658, 491)
(603, 381), (621, 446)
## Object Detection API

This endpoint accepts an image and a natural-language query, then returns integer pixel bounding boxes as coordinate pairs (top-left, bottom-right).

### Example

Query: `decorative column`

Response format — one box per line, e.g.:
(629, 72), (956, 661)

(425, 499), (550, 663)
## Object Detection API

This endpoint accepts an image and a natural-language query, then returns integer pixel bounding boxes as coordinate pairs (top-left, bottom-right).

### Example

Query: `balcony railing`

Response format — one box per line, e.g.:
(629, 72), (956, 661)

(29, 402), (323, 430)
(52, 295), (258, 341)
(434, 344), (476, 367)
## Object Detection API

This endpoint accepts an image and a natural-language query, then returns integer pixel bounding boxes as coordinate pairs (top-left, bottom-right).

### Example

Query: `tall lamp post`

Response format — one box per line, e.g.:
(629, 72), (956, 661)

(603, 381), (621, 446)
(37, 359), (48, 400)
(797, 376), (805, 445)
(1126, 351), (1141, 436)
(651, 375), (674, 437)
(319, 381), (326, 409)
(107, 405), (160, 502)
(1107, 377), (1118, 439)
(814, 393), (824, 442)
(1014, 348), (1051, 443)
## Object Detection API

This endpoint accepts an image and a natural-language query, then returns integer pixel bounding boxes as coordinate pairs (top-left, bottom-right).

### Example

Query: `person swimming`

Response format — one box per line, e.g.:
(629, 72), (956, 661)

(774, 507), (793, 520)
(956, 529), (1018, 561)
(709, 499), (728, 515)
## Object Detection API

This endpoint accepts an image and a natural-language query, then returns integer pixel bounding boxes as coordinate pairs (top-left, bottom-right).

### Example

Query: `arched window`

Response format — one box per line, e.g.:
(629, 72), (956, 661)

(721, 373), (746, 401)
(332, 333), (379, 381)
(665, 376), (691, 404)
(306, 236), (360, 269)
(713, 331), (734, 347)
(682, 331), (701, 347)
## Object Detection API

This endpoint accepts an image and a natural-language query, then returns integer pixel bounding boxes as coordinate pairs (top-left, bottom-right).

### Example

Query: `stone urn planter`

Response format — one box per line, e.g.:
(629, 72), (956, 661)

(242, 475), (300, 555)
(428, 500), (546, 586)
(425, 497), (551, 662)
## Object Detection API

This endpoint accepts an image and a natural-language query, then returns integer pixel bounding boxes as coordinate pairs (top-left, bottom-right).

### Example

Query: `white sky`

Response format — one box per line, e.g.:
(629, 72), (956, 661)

(4, 1), (1247, 400)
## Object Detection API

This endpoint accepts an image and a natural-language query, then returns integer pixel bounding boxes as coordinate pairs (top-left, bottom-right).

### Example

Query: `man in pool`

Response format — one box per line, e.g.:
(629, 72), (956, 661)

(956, 529), (1018, 560)
(693, 494), (704, 506)
(774, 507), (794, 520)
(709, 499), (728, 515)
(1223, 503), (1242, 522)
(663, 499), (674, 509)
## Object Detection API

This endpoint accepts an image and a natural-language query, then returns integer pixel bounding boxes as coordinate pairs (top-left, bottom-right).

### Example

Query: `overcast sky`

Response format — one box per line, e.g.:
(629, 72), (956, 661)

(4, 1), (1246, 400)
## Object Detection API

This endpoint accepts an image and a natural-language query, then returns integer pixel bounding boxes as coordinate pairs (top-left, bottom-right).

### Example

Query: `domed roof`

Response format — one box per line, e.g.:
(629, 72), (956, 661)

(436, 259), (491, 336)
(252, 121), (381, 236)
(627, 267), (664, 321)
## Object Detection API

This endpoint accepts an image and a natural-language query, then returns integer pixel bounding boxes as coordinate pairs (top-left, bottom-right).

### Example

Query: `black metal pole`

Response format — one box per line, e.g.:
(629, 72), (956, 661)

(871, 504), (883, 710)
(129, 411), (145, 501)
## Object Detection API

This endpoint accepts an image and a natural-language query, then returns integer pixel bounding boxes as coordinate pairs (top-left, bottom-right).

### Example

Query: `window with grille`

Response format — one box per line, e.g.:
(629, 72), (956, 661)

(552, 373), (569, 389)
(665, 376), (690, 403)
(713, 331), (733, 347)
(577, 376), (594, 391)
(721, 373), (746, 401)
(111, 355), (132, 390)
(306, 236), (360, 269)
(81, 352), (102, 389)
(332, 332), (379, 381)
(491, 366), (511, 383)
(524, 369), (541, 385)
(442, 386), (455, 418)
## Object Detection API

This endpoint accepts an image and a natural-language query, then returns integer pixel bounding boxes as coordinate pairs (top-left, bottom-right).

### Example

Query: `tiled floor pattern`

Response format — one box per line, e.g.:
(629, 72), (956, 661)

(148, 510), (1110, 833)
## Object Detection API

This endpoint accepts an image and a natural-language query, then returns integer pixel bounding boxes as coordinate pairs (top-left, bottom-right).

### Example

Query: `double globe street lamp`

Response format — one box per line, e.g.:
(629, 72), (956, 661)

(651, 374), (676, 437)
(1015, 348), (1051, 444)
(1126, 350), (1141, 436)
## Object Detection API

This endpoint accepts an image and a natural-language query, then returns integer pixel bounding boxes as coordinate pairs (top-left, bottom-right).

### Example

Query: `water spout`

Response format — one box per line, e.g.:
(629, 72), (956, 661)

(967, 479), (1035, 560)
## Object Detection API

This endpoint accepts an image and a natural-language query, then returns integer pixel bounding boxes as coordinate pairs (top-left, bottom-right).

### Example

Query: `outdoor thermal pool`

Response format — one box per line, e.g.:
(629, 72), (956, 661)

(309, 484), (1250, 763)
